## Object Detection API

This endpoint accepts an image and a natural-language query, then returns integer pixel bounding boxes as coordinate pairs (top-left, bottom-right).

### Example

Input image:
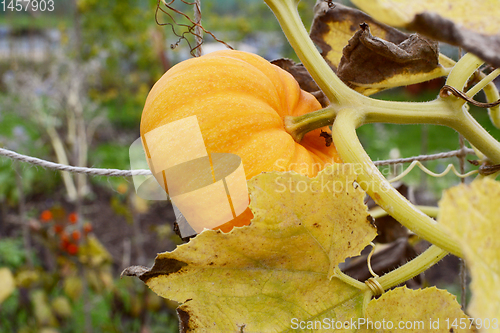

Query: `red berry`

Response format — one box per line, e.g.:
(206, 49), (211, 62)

(40, 210), (53, 222)
(68, 212), (78, 224)
(72, 230), (81, 241)
(66, 243), (79, 255)
(53, 224), (64, 234)
(59, 239), (70, 250)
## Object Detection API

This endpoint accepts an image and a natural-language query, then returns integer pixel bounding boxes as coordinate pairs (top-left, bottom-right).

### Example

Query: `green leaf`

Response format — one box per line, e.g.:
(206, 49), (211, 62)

(439, 178), (500, 329)
(123, 164), (377, 332)
(351, 0), (500, 67)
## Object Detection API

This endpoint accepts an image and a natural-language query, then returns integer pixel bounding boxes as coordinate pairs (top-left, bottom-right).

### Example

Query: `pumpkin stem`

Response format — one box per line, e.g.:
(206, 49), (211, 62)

(284, 105), (337, 142)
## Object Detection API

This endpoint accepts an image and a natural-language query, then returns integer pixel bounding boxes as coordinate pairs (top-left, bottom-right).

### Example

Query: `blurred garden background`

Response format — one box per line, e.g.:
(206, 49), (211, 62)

(0, 0), (499, 332)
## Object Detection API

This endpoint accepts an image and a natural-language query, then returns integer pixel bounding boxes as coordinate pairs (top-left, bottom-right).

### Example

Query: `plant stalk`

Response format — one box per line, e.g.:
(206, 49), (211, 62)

(376, 245), (448, 291)
(331, 109), (463, 257)
(284, 105), (337, 142)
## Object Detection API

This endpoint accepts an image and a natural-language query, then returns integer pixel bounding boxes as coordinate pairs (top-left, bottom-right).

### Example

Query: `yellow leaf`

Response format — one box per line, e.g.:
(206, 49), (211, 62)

(32, 289), (58, 327)
(362, 286), (475, 332)
(78, 235), (112, 267)
(0, 267), (15, 304)
(351, 0), (500, 67)
(15, 269), (41, 288)
(248, 164), (376, 278)
(123, 164), (376, 332)
(63, 276), (83, 301)
(51, 296), (72, 318)
(351, 0), (499, 34)
(439, 178), (500, 331)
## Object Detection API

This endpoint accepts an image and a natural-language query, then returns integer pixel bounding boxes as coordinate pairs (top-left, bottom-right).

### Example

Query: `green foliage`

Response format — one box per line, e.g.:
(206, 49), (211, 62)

(0, 110), (59, 203)
(78, 0), (163, 96)
(0, 235), (179, 333)
(0, 238), (26, 270)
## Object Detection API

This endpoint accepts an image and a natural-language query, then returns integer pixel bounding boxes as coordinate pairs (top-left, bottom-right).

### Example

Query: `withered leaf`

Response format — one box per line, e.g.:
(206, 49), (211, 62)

(338, 23), (441, 89)
(311, 2), (409, 72)
(408, 13), (500, 68)
(308, 2), (453, 95)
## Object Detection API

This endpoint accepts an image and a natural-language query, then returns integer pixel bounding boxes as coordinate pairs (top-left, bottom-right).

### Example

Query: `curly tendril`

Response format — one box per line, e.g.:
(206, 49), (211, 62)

(155, 0), (233, 57)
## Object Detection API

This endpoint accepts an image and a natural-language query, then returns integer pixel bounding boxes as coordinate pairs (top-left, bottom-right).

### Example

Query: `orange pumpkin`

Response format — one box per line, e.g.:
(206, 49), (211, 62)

(140, 50), (341, 232)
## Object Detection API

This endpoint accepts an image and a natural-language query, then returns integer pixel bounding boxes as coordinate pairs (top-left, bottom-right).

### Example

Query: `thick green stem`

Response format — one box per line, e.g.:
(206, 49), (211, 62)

(264, 0), (360, 105)
(450, 106), (500, 164)
(446, 53), (483, 92)
(364, 100), (500, 165)
(331, 109), (463, 257)
(285, 98), (452, 141)
(284, 105), (337, 141)
(363, 99), (453, 125)
(369, 205), (439, 219)
(286, 96), (500, 166)
(377, 245), (448, 291)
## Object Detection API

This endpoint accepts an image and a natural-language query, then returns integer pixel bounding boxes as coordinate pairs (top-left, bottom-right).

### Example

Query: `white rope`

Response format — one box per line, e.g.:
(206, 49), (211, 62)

(0, 146), (476, 178)
(0, 147), (151, 177)
(373, 147), (475, 166)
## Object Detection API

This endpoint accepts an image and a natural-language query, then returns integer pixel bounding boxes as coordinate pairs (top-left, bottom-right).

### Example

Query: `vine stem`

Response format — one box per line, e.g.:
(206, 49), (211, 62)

(369, 205), (439, 219)
(337, 243), (447, 295)
(194, 0), (202, 56)
(264, 0), (463, 257)
(467, 68), (500, 98)
(331, 108), (463, 257)
(267, 0), (500, 259)
(333, 266), (366, 290)
(446, 53), (483, 92)
(376, 245), (448, 291)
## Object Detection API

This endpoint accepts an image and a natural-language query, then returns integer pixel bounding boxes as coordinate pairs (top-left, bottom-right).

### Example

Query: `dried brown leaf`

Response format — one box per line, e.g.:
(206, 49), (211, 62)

(309, 2), (452, 95)
(338, 23), (441, 88)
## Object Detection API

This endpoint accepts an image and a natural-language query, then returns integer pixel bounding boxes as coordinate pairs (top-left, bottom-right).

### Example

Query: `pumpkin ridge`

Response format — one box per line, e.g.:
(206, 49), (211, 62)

(193, 52), (285, 109)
